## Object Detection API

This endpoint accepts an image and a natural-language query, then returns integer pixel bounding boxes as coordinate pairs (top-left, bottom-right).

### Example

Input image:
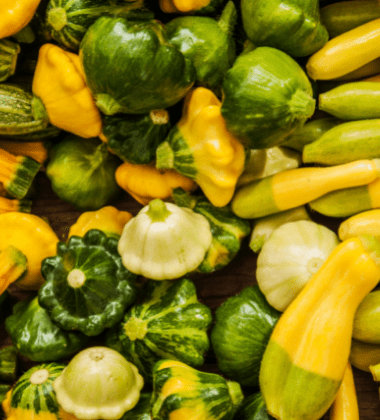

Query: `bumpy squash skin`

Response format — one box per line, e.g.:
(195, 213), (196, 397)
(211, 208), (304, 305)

(211, 285), (280, 387)
(106, 278), (212, 382)
(221, 47), (315, 149)
(79, 16), (195, 115)
(241, 0), (328, 57)
(5, 297), (88, 362)
(38, 229), (137, 336)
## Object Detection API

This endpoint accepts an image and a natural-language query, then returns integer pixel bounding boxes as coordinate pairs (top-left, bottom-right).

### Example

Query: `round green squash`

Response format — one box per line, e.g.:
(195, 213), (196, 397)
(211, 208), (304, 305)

(106, 278), (212, 382)
(211, 285), (281, 387)
(38, 229), (138, 336)
(5, 296), (89, 362)
(79, 16), (195, 115)
(220, 47), (315, 149)
(46, 135), (122, 211)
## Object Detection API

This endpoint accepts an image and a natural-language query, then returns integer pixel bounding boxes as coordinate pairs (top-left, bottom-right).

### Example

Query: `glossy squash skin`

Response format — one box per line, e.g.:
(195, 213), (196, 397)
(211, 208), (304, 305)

(38, 229), (137, 336)
(211, 285), (280, 387)
(79, 16), (195, 115)
(221, 47), (315, 149)
(106, 278), (212, 382)
(241, 0), (328, 57)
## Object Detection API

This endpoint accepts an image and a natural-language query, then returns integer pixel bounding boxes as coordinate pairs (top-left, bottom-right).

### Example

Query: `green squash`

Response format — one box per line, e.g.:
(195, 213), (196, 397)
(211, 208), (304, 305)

(102, 110), (171, 164)
(5, 296), (89, 362)
(119, 392), (152, 420)
(0, 384), (11, 413)
(211, 285), (281, 387)
(233, 392), (275, 420)
(152, 359), (244, 420)
(46, 136), (122, 211)
(38, 229), (138, 336)
(106, 278), (212, 382)
(220, 47), (315, 149)
(79, 16), (195, 115)
(0, 346), (17, 383)
(241, 0), (328, 57)
(0, 39), (20, 82)
(46, 0), (145, 51)
(165, 1), (237, 89)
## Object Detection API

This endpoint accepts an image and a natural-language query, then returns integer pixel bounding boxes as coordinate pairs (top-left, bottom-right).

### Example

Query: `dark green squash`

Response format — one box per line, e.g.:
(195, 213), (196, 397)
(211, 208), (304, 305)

(241, 0), (328, 57)
(0, 39), (20, 82)
(5, 296), (89, 362)
(211, 285), (280, 387)
(233, 392), (275, 420)
(38, 229), (138, 336)
(220, 47), (315, 149)
(106, 278), (212, 382)
(79, 16), (195, 115)
(0, 346), (17, 383)
(165, 1), (237, 89)
(102, 109), (171, 164)
(46, 135), (122, 210)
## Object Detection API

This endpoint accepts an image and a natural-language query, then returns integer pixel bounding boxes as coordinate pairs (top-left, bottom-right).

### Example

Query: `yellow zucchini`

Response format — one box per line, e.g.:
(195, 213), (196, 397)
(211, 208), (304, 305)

(338, 209), (380, 241)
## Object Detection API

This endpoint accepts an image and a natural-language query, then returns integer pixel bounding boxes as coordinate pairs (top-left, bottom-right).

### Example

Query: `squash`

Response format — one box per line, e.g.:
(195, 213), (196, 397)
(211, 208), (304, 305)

(106, 278), (212, 382)
(0, 197), (32, 215)
(45, 0), (145, 51)
(233, 392), (275, 420)
(32, 43), (102, 138)
(0, 140), (49, 165)
(116, 161), (197, 206)
(0, 212), (59, 290)
(118, 393), (152, 420)
(0, 40), (20, 82)
(0, 245), (27, 295)
(165, 1), (237, 89)
(156, 87), (246, 207)
(352, 290), (380, 344)
(241, 0), (328, 57)
(102, 110), (171, 165)
(46, 136), (122, 211)
(211, 285), (280, 387)
(220, 47), (315, 149)
(159, 0), (223, 14)
(118, 199), (212, 280)
(5, 296), (89, 362)
(0, 346), (17, 383)
(38, 229), (137, 336)
(79, 16), (195, 115)
(232, 159), (380, 219)
(53, 347), (144, 420)
(256, 220), (339, 312)
(338, 209), (380, 241)
(259, 235), (380, 420)
(68, 206), (133, 240)
(0, 0), (42, 39)
(350, 339), (380, 372)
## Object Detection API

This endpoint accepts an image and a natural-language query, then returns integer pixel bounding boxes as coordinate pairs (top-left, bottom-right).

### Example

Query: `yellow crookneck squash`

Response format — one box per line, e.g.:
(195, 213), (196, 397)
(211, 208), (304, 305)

(32, 43), (102, 139)
(156, 87), (246, 207)
(260, 235), (380, 420)
(0, 0), (42, 39)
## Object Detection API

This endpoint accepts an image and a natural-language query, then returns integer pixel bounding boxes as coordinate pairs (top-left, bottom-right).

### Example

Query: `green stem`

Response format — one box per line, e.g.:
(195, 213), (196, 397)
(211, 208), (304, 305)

(12, 25), (35, 44)
(289, 89), (316, 118)
(218, 1), (238, 35)
(156, 141), (175, 170)
(227, 381), (244, 407)
(146, 199), (172, 222)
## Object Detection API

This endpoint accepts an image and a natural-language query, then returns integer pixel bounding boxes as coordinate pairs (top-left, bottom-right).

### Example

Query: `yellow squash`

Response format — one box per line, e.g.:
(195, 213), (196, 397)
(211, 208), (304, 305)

(0, 141), (49, 165)
(32, 43), (102, 139)
(338, 209), (380, 241)
(0, 246), (27, 295)
(159, 0), (211, 13)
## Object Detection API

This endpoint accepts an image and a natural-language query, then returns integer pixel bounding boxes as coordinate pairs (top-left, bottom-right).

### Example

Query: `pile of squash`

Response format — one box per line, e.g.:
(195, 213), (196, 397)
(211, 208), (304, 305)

(2, 0), (380, 419)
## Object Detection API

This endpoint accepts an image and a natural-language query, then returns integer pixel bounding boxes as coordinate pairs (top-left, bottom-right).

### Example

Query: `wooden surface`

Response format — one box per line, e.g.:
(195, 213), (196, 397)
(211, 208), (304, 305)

(1, 171), (380, 419)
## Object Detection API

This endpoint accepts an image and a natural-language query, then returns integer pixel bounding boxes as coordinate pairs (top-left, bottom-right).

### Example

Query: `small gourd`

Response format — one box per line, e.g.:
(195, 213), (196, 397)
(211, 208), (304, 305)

(117, 199), (212, 280)
(53, 347), (144, 420)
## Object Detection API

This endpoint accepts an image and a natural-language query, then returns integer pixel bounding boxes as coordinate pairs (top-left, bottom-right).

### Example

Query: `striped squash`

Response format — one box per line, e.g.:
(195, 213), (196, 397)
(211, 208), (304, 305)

(0, 40), (20, 83)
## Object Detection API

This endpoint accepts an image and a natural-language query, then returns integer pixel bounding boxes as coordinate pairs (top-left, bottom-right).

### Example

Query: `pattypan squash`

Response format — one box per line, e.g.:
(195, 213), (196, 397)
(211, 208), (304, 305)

(106, 278), (212, 382)
(46, 136), (122, 211)
(79, 16), (195, 115)
(118, 198), (212, 280)
(38, 229), (137, 336)
(32, 43), (102, 139)
(53, 347), (144, 420)
(156, 87), (246, 207)
(5, 296), (88, 362)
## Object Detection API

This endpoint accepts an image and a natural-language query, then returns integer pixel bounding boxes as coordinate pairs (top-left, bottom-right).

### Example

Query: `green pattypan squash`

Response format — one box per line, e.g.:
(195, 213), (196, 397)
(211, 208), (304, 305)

(79, 16), (195, 115)
(5, 296), (89, 362)
(38, 229), (138, 336)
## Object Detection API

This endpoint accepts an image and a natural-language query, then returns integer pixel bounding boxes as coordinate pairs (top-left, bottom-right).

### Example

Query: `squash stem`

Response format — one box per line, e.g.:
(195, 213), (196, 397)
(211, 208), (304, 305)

(146, 199), (172, 222)
(288, 89), (315, 118)
(47, 7), (68, 32)
(370, 362), (380, 381)
(227, 381), (244, 407)
(218, 1), (238, 35)
(156, 141), (174, 170)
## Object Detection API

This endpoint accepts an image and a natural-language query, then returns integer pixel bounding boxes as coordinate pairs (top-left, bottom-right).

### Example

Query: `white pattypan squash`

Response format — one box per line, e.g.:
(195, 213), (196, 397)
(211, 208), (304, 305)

(117, 198), (212, 280)
(256, 220), (339, 311)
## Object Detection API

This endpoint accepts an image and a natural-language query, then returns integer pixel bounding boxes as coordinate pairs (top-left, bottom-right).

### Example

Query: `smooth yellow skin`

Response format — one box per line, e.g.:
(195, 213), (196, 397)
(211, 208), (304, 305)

(178, 88), (246, 207)
(0, 141), (48, 164)
(68, 206), (133, 239)
(32, 44), (102, 139)
(307, 18), (380, 80)
(159, 0), (211, 13)
(271, 237), (380, 379)
(339, 209), (380, 241)
(0, 246), (27, 295)
(0, 0), (41, 39)
(273, 159), (380, 212)
(329, 363), (359, 420)
(115, 161), (197, 206)
(0, 212), (59, 290)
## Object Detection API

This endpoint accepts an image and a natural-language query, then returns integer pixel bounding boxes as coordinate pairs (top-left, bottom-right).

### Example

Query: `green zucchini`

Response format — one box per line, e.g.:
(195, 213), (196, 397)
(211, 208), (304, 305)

(0, 39), (20, 82)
